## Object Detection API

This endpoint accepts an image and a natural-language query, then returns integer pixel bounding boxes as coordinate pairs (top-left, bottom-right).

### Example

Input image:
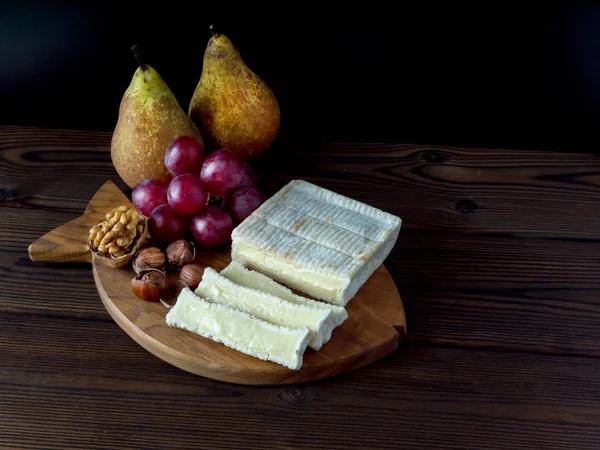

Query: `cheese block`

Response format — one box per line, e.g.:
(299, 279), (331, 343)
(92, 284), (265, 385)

(195, 267), (334, 350)
(165, 287), (310, 370)
(230, 179), (402, 306)
(220, 260), (348, 342)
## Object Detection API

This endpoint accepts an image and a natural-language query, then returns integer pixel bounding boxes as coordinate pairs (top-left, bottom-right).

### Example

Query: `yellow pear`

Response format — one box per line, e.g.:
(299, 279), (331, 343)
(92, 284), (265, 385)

(188, 30), (280, 159)
(111, 46), (204, 188)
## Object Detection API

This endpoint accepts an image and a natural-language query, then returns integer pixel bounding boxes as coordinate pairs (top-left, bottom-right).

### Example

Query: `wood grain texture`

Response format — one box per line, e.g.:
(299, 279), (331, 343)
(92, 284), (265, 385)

(2, 126), (600, 356)
(3, 125), (600, 449)
(2, 313), (600, 450)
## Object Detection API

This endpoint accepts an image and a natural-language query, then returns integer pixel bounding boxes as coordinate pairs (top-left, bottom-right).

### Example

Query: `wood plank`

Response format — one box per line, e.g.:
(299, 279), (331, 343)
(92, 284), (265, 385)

(0, 208), (106, 318)
(0, 126), (123, 213)
(393, 230), (600, 356)
(1, 313), (600, 450)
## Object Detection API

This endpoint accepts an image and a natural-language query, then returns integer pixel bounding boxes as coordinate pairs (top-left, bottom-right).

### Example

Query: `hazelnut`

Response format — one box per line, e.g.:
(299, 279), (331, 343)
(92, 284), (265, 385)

(165, 240), (195, 269)
(133, 247), (166, 274)
(141, 269), (167, 290)
(179, 264), (204, 290)
(130, 269), (166, 302)
(130, 278), (159, 302)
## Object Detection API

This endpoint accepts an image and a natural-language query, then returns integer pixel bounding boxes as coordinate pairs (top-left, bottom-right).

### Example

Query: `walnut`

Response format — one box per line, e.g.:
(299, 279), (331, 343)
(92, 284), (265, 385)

(165, 240), (195, 269)
(89, 205), (143, 258)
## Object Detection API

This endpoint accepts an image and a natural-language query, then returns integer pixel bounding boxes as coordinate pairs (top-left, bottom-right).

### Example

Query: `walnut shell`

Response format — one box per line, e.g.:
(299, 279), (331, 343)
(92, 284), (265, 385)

(160, 280), (188, 309)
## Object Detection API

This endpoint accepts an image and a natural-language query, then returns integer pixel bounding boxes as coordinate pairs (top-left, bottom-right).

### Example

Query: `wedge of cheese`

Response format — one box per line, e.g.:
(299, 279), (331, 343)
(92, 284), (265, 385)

(231, 179), (402, 306)
(195, 268), (334, 351)
(165, 287), (310, 370)
(220, 260), (348, 344)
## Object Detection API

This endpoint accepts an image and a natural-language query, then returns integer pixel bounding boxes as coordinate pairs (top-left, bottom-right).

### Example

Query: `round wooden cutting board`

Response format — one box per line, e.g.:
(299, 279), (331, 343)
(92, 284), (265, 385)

(30, 180), (406, 385)
(93, 252), (406, 385)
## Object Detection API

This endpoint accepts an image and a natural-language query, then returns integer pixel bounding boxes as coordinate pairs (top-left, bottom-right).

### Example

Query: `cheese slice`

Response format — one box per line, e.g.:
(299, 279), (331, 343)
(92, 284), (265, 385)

(231, 179), (401, 306)
(195, 267), (334, 350)
(165, 287), (310, 370)
(220, 260), (348, 343)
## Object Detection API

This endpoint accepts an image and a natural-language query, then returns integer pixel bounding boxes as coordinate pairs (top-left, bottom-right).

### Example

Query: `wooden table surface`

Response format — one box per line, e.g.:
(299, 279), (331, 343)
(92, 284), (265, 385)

(2, 125), (600, 449)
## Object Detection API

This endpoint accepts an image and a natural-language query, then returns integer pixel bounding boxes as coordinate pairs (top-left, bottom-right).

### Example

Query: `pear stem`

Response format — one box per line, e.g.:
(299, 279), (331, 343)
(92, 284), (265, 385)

(209, 24), (219, 38)
(130, 44), (147, 71)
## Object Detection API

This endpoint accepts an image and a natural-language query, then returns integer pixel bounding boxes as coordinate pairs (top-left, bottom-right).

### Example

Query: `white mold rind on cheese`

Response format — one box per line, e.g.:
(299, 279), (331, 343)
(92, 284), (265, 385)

(231, 179), (401, 306)
(220, 260), (348, 343)
(165, 287), (310, 370)
(195, 268), (335, 351)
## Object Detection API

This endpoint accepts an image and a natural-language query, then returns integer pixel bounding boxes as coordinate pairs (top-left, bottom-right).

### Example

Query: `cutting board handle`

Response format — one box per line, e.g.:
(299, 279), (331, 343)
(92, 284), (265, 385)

(28, 232), (93, 264)
(28, 180), (132, 264)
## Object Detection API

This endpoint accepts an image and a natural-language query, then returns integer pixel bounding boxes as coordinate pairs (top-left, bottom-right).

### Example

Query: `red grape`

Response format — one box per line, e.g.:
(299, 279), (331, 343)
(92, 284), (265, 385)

(131, 178), (168, 217)
(148, 204), (189, 244)
(190, 206), (233, 248)
(167, 174), (208, 216)
(239, 162), (257, 188)
(164, 136), (204, 177)
(200, 148), (246, 197)
(223, 187), (265, 225)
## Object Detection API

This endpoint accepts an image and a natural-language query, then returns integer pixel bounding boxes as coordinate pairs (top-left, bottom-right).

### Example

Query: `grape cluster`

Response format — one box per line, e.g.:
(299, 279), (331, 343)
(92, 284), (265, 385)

(131, 136), (265, 248)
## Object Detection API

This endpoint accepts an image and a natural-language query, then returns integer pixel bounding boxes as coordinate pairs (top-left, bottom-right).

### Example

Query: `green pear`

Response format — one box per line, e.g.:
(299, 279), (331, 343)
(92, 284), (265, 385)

(189, 30), (280, 159)
(111, 46), (204, 188)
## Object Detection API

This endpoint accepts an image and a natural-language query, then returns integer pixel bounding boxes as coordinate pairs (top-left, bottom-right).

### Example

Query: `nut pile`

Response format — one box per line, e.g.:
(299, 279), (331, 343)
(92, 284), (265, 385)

(129, 239), (203, 306)
(92, 205), (205, 308)
(89, 205), (144, 258)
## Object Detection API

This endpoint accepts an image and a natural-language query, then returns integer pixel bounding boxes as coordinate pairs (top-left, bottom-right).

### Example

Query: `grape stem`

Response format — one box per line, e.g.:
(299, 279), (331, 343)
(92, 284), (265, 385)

(207, 194), (223, 206)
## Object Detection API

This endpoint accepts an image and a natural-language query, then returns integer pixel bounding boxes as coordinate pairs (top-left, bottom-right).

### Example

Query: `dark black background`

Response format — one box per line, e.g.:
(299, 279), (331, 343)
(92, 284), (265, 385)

(3, 2), (600, 153)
